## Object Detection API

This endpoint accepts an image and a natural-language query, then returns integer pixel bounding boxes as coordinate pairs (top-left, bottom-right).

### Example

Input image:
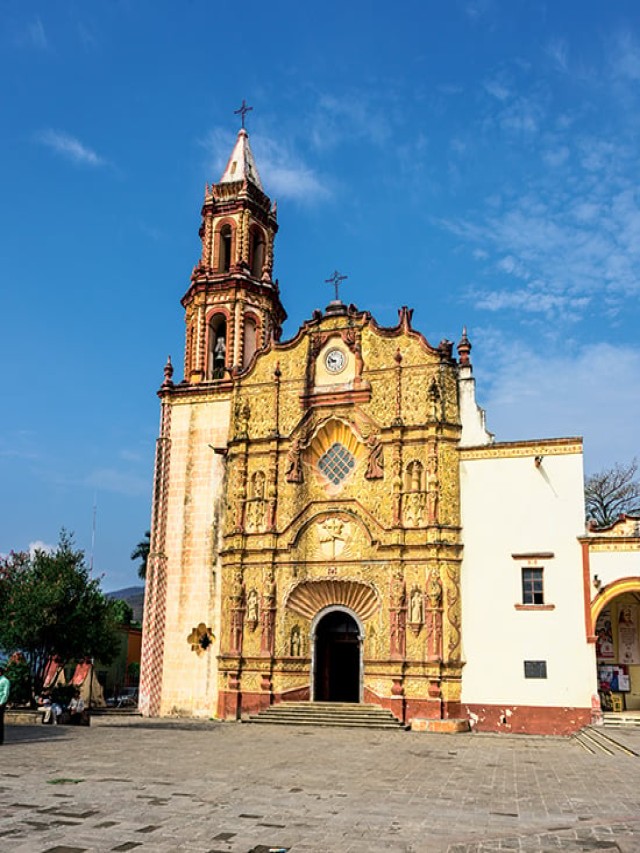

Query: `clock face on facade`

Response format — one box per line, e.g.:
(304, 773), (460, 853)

(325, 347), (346, 374)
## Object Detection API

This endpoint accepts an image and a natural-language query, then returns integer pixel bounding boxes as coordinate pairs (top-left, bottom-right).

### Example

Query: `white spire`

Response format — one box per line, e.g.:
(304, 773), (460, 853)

(219, 128), (263, 190)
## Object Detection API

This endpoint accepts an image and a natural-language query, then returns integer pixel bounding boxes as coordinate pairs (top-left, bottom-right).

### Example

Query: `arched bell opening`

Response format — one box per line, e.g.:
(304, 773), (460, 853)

(311, 606), (363, 703)
(207, 314), (227, 380)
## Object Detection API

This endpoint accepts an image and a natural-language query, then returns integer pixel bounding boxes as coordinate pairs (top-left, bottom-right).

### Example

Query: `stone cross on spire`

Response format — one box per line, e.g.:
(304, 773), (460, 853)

(325, 270), (348, 302)
(234, 99), (253, 129)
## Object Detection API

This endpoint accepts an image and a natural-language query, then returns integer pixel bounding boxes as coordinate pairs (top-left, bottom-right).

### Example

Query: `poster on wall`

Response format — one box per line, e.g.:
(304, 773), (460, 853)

(598, 664), (630, 692)
(618, 604), (640, 665)
(596, 608), (614, 660)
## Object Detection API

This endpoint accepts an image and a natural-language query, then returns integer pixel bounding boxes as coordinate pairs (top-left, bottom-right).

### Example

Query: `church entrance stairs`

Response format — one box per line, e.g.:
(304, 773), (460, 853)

(603, 711), (640, 728)
(573, 724), (640, 756)
(244, 701), (407, 730)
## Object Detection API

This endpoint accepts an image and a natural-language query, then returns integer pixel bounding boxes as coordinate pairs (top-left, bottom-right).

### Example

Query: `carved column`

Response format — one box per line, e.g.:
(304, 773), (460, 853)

(139, 387), (173, 716)
(203, 205), (214, 267)
(389, 567), (406, 659)
(260, 568), (276, 656)
(426, 568), (443, 662)
(229, 568), (245, 656)
(426, 440), (439, 525)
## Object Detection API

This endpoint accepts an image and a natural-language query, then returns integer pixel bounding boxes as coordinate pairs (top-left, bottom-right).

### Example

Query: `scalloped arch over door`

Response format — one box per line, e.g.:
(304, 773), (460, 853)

(285, 578), (380, 621)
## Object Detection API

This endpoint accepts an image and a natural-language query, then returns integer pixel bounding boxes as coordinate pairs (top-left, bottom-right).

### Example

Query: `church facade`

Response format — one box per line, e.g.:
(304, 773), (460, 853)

(139, 126), (640, 735)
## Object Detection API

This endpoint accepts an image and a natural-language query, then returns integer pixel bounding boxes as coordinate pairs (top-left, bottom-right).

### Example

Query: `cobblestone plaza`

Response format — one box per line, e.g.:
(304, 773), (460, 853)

(2, 718), (640, 852)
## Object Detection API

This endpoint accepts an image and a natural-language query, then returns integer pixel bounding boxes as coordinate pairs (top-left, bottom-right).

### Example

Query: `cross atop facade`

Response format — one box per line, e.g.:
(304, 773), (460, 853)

(325, 270), (348, 301)
(234, 99), (253, 129)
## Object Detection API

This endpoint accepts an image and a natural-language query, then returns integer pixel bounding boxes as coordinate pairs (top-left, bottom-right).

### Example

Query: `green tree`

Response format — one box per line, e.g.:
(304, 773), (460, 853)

(111, 598), (133, 626)
(0, 531), (120, 694)
(131, 530), (150, 580)
(585, 459), (640, 528)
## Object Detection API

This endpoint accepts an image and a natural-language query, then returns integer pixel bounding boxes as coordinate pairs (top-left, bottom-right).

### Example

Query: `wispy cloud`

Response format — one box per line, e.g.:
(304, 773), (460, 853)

(441, 106), (640, 325)
(308, 92), (392, 152)
(202, 127), (330, 203)
(17, 16), (48, 50)
(464, 0), (495, 22)
(546, 38), (569, 72)
(610, 30), (640, 82)
(476, 340), (640, 472)
(36, 130), (107, 167)
(484, 78), (511, 102)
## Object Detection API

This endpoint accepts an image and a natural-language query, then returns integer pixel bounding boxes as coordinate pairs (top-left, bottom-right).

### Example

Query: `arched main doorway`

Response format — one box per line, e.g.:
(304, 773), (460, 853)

(312, 608), (362, 703)
(592, 579), (640, 713)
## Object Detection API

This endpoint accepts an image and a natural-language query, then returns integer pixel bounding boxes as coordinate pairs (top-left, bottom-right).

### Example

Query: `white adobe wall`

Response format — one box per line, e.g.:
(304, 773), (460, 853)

(159, 397), (230, 716)
(590, 549), (640, 589)
(458, 365), (493, 447)
(460, 446), (597, 709)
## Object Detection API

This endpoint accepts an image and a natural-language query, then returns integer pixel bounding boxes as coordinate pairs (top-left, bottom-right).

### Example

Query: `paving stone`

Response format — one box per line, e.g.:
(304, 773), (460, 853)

(2, 719), (640, 851)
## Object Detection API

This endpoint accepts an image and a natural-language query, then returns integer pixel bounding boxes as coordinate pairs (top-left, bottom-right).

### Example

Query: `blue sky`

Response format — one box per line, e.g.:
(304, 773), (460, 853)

(2, 1), (640, 591)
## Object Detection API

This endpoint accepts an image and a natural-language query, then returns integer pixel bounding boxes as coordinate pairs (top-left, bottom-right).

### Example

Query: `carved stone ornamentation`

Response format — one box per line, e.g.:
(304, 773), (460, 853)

(389, 567), (406, 659)
(260, 568), (276, 656)
(285, 437), (303, 483)
(364, 433), (384, 479)
(426, 568), (443, 662)
(290, 625), (302, 657)
(408, 587), (424, 635)
(246, 588), (259, 629)
(187, 623), (214, 655)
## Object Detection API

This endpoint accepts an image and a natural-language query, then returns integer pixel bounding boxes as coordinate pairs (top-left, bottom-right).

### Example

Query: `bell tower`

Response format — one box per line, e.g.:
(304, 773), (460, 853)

(181, 124), (286, 383)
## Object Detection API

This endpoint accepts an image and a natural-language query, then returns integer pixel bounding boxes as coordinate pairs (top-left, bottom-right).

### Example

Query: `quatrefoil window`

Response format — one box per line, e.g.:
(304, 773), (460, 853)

(318, 442), (355, 485)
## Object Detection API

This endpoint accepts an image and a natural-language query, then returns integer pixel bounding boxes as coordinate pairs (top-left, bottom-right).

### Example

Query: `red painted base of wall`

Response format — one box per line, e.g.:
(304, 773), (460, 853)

(240, 692), (272, 716)
(217, 690), (241, 720)
(464, 703), (592, 735)
(278, 686), (310, 703)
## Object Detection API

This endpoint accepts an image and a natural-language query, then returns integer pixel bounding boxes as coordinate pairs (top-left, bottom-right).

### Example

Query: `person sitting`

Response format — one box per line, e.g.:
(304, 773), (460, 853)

(37, 692), (62, 724)
(68, 690), (85, 725)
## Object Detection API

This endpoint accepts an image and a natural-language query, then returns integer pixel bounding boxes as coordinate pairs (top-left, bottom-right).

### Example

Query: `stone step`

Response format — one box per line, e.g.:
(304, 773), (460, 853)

(246, 702), (406, 730)
(574, 726), (640, 757)
(256, 705), (398, 716)
(603, 713), (640, 727)
(248, 717), (404, 729)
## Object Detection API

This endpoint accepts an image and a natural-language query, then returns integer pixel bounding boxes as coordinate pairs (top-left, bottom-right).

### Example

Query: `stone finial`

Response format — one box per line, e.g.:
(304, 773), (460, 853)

(398, 306), (414, 330)
(162, 355), (174, 387)
(457, 327), (472, 366)
(438, 339), (454, 362)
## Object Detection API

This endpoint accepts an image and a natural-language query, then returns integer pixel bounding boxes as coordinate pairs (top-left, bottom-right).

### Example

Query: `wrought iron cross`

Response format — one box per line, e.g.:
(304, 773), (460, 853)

(234, 99), (253, 129)
(325, 270), (348, 301)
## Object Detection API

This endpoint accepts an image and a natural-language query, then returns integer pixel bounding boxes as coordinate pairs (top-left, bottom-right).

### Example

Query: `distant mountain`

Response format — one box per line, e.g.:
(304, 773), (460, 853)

(106, 586), (145, 623)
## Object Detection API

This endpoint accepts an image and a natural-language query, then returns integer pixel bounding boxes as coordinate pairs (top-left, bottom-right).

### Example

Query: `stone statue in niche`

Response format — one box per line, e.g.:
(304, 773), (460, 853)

(404, 491), (426, 527)
(236, 400), (250, 438)
(290, 625), (301, 656)
(410, 588), (424, 625)
(230, 569), (243, 605)
(245, 500), (266, 533)
(246, 589), (259, 625)
(364, 433), (384, 479)
(285, 437), (303, 483)
(427, 569), (443, 609)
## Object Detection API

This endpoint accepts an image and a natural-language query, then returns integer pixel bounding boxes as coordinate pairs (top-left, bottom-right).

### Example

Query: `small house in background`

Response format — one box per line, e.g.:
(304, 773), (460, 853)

(96, 624), (142, 701)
